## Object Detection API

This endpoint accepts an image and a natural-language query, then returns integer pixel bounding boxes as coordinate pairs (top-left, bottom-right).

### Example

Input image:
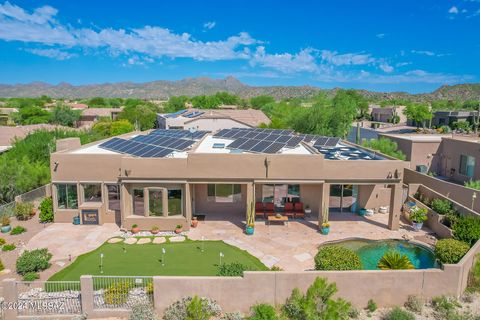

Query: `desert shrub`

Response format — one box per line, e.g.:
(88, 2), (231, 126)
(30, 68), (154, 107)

(186, 296), (217, 320)
(377, 250), (414, 270)
(0, 237), (5, 245)
(404, 295), (423, 313)
(217, 262), (250, 277)
(465, 180), (480, 191)
(221, 312), (244, 320)
(0, 258), (4, 271)
(248, 304), (278, 320)
(103, 281), (132, 305)
(2, 243), (16, 251)
(270, 265), (283, 271)
(367, 299), (377, 312)
(163, 296), (222, 320)
(383, 307), (415, 320)
(452, 216), (480, 247)
(467, 255), (480, 292)
(315, 245), (362, 270)
(443, 211), (460, 228)
(129, 302), (158, 320)
(431, 199), (453, 215)
(348, 307), (360, 318)
(10, 226), (27, 235)
(15, 202), (34, 220)
(23, 272), (40, 281)
(435, 239), (470, 264)
(432, 295), (460, 318)
(39, 197), (54, 223)
(282, 277), (351, 320)
(16, 248), (52, 275)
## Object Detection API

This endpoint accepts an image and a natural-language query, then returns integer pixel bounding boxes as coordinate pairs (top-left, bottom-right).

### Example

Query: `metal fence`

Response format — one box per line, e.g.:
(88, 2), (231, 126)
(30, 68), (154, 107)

(15, 281), (82, 317)
(15, 184), (50, 203)
(92, 276), (154, 310)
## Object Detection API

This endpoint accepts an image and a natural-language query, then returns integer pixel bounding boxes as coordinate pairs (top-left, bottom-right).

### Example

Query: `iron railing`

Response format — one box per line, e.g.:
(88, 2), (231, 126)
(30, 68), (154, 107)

(92, 276), (153, 310)
(15, 281), (82, 316)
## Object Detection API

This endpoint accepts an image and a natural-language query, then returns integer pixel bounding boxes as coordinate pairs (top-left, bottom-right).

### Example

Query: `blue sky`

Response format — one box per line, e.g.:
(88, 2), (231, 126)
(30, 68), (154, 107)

(0, 0), (479, 93)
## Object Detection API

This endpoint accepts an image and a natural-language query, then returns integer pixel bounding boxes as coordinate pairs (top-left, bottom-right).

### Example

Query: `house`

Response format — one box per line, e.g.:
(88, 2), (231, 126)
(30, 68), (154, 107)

(157, 108), (271, 131)
(77, 108), (123, 127)
(431, 110), (478, 127)
(370, 105), (407, 124)
(50, 128), (405, 232)
(0, 124), (69, 153)
(379, 133), (480, 183)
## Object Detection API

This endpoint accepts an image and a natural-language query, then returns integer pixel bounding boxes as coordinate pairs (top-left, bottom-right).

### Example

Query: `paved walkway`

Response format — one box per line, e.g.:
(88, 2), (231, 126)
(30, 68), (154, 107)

(188, 212), (432, 271)
(25, 223), (121, 261)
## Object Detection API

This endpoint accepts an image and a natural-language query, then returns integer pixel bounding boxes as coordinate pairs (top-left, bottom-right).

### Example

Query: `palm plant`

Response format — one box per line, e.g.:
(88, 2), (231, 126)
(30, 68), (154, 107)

(378, 250), (414, 270)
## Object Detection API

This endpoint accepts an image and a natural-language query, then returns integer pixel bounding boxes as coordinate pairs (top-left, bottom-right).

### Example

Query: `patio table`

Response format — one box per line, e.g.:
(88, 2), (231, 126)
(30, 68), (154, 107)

(267, 215), (289, 233)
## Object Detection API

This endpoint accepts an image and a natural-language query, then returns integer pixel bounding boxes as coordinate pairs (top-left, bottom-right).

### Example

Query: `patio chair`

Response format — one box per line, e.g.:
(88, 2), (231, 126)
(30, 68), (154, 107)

(255, 202), (265, 219)
(264, 202), (275, 217)
(284, 202), (295, 219)
(294, 202), (305, 219)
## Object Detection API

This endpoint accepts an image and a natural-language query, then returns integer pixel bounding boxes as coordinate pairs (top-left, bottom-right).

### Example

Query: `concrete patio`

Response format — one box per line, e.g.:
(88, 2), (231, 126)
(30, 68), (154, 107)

(188, 211), (433, 271)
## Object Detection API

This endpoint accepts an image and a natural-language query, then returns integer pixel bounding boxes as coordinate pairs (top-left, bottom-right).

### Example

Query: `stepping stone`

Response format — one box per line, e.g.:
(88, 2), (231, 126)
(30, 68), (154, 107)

(169, 236), (186, 242)
(262, 255), (280, 267)
(137, 238), (151, 244)
(293, 252), (312, 262)
(0, 269), (11, 275)
(124, 238), (138, 245)
(56, 261), (66, 267)
(153, 237), (166, 244)
(108, 237), (124, 244)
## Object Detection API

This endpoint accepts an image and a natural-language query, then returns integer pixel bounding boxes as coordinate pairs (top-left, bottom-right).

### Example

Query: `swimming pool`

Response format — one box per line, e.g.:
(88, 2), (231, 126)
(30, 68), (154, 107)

(325, 238), (438, 270)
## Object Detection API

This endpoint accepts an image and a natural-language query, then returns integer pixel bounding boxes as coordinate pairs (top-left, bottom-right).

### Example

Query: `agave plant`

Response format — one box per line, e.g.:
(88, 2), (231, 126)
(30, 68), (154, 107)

(378, 250), (414, 270)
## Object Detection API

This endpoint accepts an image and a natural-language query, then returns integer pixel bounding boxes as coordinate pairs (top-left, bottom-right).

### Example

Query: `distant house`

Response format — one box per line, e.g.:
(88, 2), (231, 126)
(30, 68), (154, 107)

(0, 124), (69, 153)
(68, 103), (89, 110)
(371, 107), (395, 123)
(431, 110), (478, 127)
(157, 108), (271, 131)
(78, 108), (123, 127)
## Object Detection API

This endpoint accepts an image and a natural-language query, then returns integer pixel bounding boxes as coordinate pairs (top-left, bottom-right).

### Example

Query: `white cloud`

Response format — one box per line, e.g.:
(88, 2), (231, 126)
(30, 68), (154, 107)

(376, 33), (386, 39)
(449, 6), (459, 14)
(379, 63), (394, 73)
(249, 46), (319, 73)
(203, 21), (216, 30)
(411, 50), (452, 57)
(320, 50), (376, 66)
(27, 48), (76, 60)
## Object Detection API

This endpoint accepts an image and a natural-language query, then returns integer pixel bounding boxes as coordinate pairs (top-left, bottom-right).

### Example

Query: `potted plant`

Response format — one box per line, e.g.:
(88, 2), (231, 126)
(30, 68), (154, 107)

(245, 223), (254, 235)
(1, 215), (11, 233)
(175, 224), (183, 234)
(191, 216), (199, 228)
(321, 222), (330, 235)
(410, 206), (428, 231)
(131, 224), (140, 234)
(150, 226), (159, 235)
(305, 205), (312, 215)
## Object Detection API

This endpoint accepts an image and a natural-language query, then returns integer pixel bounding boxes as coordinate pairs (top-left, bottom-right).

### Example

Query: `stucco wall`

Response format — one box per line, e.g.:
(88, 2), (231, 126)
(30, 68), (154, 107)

(194, 184), (247, 216)
(436, 138), (480, 183)
(357, 184), (391, 210)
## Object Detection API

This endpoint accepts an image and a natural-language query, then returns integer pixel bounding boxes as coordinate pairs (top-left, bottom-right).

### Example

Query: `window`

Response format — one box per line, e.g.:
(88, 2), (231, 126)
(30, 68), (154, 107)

(207, 184), (241, 203)
(213, 143), (225, 149)
(459, 155), (475, 178)
(168, 189), (183, 216)
(133, 189), (145, 216)
(83, 184), (102, 202)
(262, 184), (300, 207)
(148, 189), (163, 216)
(57, 184), (78, 209)
(107, 184), (120, 211)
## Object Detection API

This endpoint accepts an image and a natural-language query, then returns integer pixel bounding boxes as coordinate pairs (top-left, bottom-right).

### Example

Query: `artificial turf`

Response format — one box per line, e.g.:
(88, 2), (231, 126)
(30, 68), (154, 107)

(49, 238), (268, 281)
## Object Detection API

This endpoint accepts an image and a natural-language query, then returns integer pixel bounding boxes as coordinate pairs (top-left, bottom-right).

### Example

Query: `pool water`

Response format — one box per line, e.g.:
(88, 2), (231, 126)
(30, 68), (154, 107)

(330, 239), (438, 270)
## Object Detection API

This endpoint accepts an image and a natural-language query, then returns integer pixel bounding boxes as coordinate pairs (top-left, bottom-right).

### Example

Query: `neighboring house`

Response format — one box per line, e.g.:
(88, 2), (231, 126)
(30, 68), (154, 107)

(157, 108), (271, 131)
(379, 133), (480, 184)
(0, 124), (69, 153)
(431, 110), (478, 127)
(50, 128), (404, 231)
(68, 103), (89, 110)
(371, 105), (407, 124)
(77, 108), (123, 127)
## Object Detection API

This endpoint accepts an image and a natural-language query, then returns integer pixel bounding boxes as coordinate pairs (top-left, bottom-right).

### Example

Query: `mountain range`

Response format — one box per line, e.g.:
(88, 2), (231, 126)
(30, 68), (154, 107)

(0, 77), (479, 101)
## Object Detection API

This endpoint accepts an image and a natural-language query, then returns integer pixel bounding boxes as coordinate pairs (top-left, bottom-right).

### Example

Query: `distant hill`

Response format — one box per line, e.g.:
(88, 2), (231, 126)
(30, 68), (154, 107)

(0, 77), (479, 101)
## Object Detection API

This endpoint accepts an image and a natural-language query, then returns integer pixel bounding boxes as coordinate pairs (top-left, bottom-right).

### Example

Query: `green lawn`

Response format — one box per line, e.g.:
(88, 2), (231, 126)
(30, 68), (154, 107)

(49, 238), (268, 281)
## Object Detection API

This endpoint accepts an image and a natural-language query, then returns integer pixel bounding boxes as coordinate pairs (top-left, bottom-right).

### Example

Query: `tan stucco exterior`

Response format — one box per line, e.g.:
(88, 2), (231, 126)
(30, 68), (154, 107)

(50, 138), (405, 231)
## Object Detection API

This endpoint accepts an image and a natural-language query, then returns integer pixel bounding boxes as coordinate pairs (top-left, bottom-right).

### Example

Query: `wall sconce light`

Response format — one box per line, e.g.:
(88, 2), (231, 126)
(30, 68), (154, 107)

(387, 172), (393, 179)
(124, 169), (131, 177)
(394, 169), (401, 179)
(53, 161), (59, 172)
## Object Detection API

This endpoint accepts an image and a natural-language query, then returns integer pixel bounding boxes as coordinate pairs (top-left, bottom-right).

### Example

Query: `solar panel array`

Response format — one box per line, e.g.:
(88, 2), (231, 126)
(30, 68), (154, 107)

(313, 137), (341, 148)
(98, 129), (208, 158)
(99, 138), (175, 158)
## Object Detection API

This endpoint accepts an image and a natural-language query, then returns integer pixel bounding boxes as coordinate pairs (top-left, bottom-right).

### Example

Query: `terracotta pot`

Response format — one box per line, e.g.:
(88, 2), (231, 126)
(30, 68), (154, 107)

(131, 227), (140, 234)
(151, 229), (160, 235)
(191, 218), (198, 228)
(175, 228), (182, 234)
(30, 209), (36, 217)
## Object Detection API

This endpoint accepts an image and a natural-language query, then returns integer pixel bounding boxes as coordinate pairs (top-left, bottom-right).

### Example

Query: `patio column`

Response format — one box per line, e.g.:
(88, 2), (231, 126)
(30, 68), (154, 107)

(120, 183), (130, 222)
(184, 183), (192, 225)
(388, 183), (402, 230)
(245, 182), (254, 225)
(320, 183), (330, 226)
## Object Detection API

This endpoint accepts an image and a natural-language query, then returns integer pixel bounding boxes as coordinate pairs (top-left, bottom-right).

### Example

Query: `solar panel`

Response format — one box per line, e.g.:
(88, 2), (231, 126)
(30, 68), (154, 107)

(275, 135), (291, 143)
(165, 109), (188, 118)
(325, 137), (340, 147)
(314, 137), (329, 147)
(285, 136), (303, 147)
(184, 111), (204, 118)
(254, 133), (269, 140)
(227, 138), (249, 149)
(263, 142), (285, 154)
(238, 139), (261, 150)
(251, 140), (272, 153)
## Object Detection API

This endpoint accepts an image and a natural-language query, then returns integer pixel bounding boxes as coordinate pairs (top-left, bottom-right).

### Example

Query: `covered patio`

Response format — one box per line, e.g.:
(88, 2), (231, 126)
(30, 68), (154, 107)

(188, 210), (432, 271)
